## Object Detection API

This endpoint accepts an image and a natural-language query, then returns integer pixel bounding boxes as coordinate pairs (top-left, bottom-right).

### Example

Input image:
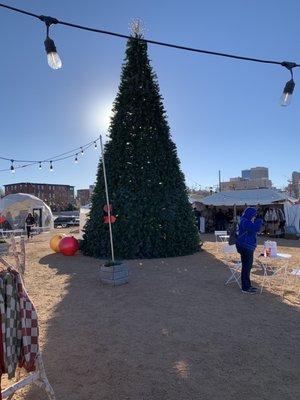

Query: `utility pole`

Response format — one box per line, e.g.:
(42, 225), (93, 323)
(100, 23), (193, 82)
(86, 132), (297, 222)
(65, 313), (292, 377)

(218, 170), (221, 192)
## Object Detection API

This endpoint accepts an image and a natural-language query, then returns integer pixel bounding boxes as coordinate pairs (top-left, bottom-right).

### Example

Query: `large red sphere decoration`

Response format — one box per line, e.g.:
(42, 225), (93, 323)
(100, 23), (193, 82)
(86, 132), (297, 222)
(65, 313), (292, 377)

(59, 236), (79, 256)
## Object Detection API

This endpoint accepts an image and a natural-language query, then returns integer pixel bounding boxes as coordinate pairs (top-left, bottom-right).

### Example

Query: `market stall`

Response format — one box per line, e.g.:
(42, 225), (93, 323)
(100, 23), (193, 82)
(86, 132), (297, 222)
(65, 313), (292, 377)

(195, 189), (297, 236)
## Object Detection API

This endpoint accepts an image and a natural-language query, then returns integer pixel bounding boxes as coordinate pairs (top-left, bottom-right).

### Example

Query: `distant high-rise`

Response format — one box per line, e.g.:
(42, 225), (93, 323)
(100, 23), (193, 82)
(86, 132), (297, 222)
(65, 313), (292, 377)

(221, 166), (272, 191)
(250, 167), (269, 180)
(292, 171), (300, 183)
(241, 169), (251, 180)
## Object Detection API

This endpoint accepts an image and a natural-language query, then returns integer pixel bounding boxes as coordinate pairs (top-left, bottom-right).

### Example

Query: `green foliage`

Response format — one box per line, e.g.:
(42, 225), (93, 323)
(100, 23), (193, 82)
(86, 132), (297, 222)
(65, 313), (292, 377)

(82, 33), (199, 259)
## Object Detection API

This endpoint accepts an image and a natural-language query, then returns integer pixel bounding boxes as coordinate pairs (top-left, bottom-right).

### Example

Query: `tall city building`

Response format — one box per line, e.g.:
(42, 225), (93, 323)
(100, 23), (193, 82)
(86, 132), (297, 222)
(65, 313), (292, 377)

(220, 166), (272, 191)
(250, 167), (269, 180)
(241, 169), (251, 180)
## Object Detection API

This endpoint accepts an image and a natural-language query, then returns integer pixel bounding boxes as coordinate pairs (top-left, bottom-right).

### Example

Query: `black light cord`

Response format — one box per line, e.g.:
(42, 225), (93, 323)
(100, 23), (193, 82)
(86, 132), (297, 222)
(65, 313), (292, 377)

(0, 139), (99, 172)
(0, 2), (299, 69)
(0, 138), (100, 163)
(0, 138), (100, 172)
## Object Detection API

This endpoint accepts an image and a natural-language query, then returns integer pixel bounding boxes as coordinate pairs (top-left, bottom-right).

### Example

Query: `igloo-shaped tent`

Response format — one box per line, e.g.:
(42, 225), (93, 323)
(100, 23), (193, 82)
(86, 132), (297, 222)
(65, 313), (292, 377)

(0, 193), (54, 230)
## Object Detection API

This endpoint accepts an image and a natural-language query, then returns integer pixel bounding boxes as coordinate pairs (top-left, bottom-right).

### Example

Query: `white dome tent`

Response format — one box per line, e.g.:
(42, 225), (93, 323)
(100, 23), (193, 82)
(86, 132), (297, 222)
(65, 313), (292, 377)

(0, 193), (54, 232)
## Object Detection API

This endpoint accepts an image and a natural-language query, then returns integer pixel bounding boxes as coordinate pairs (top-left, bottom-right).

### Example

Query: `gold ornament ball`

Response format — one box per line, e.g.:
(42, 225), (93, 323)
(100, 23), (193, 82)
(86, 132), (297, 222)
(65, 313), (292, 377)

(50, 235), (63, 252)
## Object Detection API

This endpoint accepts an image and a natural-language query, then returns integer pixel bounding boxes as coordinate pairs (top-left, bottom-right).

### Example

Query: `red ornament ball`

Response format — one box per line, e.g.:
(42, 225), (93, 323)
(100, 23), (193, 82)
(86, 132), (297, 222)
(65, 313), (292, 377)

(59, 236), (79, 256)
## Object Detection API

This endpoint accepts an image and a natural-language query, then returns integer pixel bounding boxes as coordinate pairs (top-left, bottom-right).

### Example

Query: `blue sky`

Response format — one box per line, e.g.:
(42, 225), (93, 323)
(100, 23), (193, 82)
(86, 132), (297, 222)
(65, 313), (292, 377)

(0, 0), (299, 192)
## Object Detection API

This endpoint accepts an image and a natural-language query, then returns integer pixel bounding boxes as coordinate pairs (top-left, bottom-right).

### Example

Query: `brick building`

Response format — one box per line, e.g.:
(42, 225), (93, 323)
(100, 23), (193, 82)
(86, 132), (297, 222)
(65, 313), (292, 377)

(76, 189), (91, 207)
(4, 182), (75, 210)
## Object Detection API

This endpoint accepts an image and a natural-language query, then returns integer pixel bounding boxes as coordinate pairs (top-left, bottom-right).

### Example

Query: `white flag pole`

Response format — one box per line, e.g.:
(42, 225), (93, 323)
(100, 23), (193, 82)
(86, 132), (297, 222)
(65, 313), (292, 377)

(100, 134), (115, 262)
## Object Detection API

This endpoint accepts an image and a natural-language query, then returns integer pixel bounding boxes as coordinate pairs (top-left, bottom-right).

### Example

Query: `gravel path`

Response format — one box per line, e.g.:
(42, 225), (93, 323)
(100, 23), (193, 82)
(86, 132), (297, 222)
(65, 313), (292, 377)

(3, 232), (299, 399)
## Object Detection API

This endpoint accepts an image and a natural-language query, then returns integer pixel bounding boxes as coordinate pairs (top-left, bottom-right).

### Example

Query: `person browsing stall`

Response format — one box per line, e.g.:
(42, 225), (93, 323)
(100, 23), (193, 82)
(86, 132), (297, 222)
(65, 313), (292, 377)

(236, 207), (263, 294)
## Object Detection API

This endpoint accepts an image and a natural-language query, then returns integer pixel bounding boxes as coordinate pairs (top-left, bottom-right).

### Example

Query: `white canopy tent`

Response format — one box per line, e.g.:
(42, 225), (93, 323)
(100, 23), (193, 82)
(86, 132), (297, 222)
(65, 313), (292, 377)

(0, 193), (53, 230)
(200, 189), (295, 207)
(284, 203), (300, 234)
(197, 189), (297, 234)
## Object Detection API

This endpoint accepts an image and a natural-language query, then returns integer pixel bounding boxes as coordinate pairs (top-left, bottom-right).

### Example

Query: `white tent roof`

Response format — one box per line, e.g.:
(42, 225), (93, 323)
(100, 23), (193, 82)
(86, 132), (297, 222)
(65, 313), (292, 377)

(200, 189), (295, 206)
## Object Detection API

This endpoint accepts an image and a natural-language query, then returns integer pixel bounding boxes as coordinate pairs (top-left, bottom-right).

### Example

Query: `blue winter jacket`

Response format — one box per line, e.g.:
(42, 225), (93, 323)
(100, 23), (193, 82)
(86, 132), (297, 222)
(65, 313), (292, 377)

(236, 207), (263, 251)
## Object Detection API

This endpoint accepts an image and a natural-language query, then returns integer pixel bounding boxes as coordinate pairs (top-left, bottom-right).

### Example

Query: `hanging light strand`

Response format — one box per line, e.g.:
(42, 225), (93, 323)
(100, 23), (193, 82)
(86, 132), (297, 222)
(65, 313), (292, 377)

(0, 2), (298, 107)
(0, 136), (101, 172)
(0, 2), (299, 68)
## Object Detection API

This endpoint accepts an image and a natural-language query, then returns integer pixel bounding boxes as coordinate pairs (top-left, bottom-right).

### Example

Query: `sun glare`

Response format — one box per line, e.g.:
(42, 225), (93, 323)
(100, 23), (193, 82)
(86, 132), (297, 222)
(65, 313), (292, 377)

(88, 98), (114, 132)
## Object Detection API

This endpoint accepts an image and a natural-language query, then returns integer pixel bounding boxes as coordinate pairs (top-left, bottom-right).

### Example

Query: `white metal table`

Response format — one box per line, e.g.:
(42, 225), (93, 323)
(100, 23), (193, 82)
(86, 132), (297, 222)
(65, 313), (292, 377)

(258, 252), (292, 297)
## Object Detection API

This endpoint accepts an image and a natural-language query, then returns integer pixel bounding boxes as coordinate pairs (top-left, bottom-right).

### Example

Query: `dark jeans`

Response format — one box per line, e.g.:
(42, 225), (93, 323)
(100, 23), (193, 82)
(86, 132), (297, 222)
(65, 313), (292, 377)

(236, 245), (254, 290)
(26, 226), (32, 239)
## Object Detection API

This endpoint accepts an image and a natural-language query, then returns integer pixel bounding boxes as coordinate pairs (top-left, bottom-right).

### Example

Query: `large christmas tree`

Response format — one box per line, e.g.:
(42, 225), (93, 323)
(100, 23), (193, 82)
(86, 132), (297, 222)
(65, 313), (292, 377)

(82, 29), (199, 259)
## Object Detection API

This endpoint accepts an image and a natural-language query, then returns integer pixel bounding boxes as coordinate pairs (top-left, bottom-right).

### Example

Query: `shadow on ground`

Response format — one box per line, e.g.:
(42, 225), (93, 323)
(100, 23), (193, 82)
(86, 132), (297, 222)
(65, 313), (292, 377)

(202, 233), (300, 248)
(24, 249), (299, 400)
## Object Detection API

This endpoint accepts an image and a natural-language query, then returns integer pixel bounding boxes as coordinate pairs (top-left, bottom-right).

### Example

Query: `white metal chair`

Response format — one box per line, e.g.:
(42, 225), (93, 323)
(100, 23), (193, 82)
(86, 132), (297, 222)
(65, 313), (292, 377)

(220, 243), (242, 289)
(225, 261), (242, 288)
(215, 230), (228, 252)
(288, 268), (300, 301)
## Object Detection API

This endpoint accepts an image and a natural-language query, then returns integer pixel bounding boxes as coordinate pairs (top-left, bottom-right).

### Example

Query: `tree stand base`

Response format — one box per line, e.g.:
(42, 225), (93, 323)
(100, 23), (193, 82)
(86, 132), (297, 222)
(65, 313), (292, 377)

(99, 264), (129, 286)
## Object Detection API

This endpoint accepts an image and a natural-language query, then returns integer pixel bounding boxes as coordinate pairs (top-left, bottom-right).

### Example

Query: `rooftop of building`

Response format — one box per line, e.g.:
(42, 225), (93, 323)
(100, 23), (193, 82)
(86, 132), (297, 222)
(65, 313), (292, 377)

(4, 182), (74, 188)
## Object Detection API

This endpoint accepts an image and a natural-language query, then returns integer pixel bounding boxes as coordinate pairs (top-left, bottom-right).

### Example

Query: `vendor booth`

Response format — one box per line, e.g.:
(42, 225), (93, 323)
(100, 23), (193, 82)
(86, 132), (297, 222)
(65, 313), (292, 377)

(0, 193), (53, 234)
(195, 189), (297, 236)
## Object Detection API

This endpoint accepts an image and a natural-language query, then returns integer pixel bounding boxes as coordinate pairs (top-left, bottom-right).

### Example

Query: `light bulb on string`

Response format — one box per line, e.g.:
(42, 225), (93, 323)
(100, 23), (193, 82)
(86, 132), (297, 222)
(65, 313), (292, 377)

(280, 62), (296, 107)
(38, 162), (42, 170)
(10, 160), (15, 174)
(94, 141), (98, 149)
(75, 154), (78, 163)
(50, 161), (53, 171)
(280, 79), (295, 106)
(81, 147), (84, 155)
(40, 16), (62, 70)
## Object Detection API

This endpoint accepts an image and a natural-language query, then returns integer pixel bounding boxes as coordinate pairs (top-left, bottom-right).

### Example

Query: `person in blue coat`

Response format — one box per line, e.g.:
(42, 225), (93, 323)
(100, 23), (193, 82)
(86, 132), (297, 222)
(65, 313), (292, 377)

(236, 207), (263, 293)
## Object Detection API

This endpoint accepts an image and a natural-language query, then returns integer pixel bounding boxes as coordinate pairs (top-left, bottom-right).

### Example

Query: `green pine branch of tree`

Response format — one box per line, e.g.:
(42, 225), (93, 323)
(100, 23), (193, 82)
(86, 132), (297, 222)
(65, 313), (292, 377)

(81, 30), (200, 259)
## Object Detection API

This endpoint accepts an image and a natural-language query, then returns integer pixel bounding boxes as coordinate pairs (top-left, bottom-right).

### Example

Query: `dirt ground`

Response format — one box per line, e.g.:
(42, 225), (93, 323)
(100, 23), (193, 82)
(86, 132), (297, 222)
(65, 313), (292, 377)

(2, 230), (300, 400)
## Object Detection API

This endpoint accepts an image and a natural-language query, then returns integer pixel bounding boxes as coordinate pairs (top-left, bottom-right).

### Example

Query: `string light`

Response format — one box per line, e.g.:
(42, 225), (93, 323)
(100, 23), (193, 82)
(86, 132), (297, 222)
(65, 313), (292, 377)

(280, 62), (296, 106)
(10, 160), (15, 174)
(50, 161), (53, 171)
(281, 80), (295, 106)
(75, 154), (78, 163)
(0, 137), (100, 173)
(94, 141), (98, 149)
(81, 147), (84, 155)
(40, 16), (62, 70)
(0, 3), (299, 105)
